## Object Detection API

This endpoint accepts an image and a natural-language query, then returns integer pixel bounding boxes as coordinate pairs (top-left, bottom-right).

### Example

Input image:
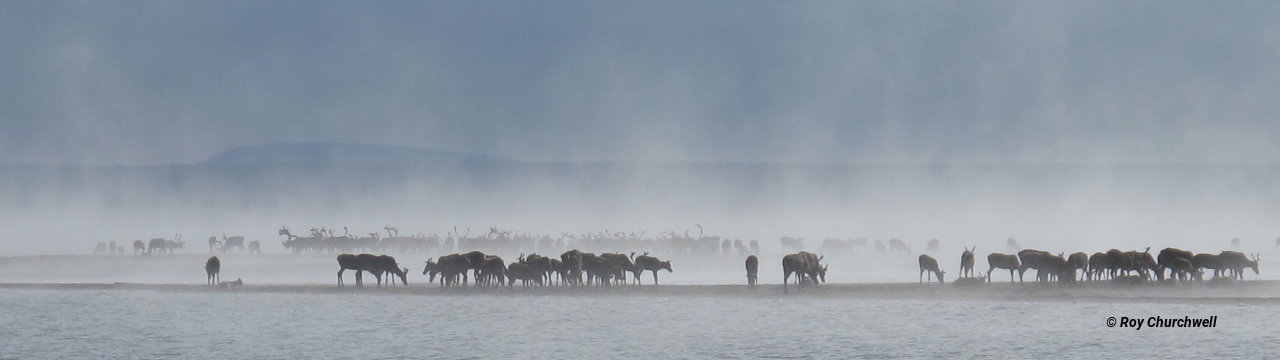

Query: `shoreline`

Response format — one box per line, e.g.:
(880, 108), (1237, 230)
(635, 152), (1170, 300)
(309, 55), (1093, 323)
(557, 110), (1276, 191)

(3, 280), (1279, 305)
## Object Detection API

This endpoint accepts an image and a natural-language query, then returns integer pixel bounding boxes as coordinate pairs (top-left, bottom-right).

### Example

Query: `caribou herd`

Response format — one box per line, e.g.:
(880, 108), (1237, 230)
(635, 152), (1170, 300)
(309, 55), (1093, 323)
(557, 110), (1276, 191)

(90, 226), (1266, 290)
(415, 250), (674, 288)
(972, 247), (1261, 285)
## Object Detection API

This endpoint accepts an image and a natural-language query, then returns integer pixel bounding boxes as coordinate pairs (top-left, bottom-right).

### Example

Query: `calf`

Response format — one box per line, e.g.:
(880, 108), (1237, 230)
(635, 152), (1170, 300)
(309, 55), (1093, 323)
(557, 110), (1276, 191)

(1157, 248), (1195, 281)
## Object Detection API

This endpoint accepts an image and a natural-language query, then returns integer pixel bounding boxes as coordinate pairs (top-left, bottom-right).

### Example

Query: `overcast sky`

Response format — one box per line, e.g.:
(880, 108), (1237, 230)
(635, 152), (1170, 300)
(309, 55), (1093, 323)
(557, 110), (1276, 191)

(2, 1), (1278, 165)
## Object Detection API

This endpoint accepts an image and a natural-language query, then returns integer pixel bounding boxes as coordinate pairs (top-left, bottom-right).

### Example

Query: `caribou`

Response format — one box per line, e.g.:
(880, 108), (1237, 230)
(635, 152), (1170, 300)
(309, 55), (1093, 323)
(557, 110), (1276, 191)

(1192, 253), (1226, 279)
(986, 253), (1020, 283)
(887, 239), (910, 255)
(337, 253), (406, 287)
(745, 255), (759, 287)
(1219, 251), (1259, 280)
(1157, 248), (1195, 281)
(560, 249), (584, 286)
(959, 247), (975, 278)
(423, 254), (471, 287)
(219, 235), (246, 253)
(780, 237), (805, 252)
(506, 261), (541, 287)
(1066, 252), (1088, 282)
(205, 256), (220, 285)
(1087, 252), (1109, 281)
(918, 254), (944, 284)
(633, 253), (673, 286)
(781, 251), (826, 293)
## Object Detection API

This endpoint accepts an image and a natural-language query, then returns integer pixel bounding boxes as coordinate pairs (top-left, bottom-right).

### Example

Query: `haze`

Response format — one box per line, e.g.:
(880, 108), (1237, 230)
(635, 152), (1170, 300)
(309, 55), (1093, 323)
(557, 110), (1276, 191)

(1, 1), (1278, 260)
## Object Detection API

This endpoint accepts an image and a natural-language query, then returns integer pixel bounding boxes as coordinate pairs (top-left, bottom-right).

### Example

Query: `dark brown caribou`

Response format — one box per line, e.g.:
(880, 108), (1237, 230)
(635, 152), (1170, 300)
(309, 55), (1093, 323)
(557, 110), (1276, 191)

(581, 252), (614, 286)
(1128, 248), (1159, 280)
(423, 253), (470, 287)
(918, 254), (944, 284)
(1066, 252), (1088, 282)
(634, 253), (673, 286)
(549, 258), (566, 285)
(521, 253), (554, 286)
(1087, 252), (1109, 281)
(205, 256), (220, 285)
(599, 252), (638, 285)
(477, 255), (506, 287)
(1105, 249), (1132, 278)
(1157, 248), (1195, 281)
(560, 249), (584, 286)
(1017, 249), (1054, 282)
(1167, 257), (1201, 282)
(376, 255), (409, 287)
(781, 251), (826, 293)
(506, 261), (542, 287)
(336, 253), (404, 287)
(959, 247), (975, 278)
(461, 251), (488, 286)
(745, 255), (759, 287)
(986, 253), (1020, 283)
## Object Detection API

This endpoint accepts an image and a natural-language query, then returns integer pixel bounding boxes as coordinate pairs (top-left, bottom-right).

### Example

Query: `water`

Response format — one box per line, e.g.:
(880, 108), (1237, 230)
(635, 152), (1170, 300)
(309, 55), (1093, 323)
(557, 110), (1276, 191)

(1, 288), (1275, 359)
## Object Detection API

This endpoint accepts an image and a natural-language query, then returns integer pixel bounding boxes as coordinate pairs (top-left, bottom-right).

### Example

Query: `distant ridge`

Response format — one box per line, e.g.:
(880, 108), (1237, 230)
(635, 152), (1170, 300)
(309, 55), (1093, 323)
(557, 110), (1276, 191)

(201, 142), (512, 165)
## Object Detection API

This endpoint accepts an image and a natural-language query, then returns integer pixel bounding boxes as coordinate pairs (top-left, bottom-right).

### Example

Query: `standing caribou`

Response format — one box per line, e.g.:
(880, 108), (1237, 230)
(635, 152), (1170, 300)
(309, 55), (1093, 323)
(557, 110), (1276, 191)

(205, 256), (220, 285)
(336, 253), (408, 287)
(919, 254), (944, 284)
(959, 247), (975, 278)
(633, 253), (673, 286)
(986, 253), (1020, 283)
(1219, 251), (1260, 280)
(782, 251), (827, 293)
(745, 255), (759, 287)
(219, 235), (245, 253)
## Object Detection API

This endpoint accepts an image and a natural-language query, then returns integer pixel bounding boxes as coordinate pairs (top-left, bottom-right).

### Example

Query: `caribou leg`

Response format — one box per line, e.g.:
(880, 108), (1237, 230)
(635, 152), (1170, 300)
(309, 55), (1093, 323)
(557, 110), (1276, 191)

(338, 269), (345, 286)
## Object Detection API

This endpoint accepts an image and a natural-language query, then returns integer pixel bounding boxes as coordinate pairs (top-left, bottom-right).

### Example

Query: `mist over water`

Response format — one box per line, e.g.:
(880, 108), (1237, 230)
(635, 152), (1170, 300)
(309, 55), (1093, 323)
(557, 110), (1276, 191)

(3, 2), (1280, 358)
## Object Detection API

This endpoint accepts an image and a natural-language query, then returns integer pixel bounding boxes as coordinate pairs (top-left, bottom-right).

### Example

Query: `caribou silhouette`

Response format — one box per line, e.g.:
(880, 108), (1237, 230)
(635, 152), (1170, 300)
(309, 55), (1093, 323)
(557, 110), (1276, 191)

(1066, 252), (1088, 282)
(781, 251), (826, 293)
(745, 255), (759, 287)
(205, 256), (220, 285)
(986, 253), (1020, 283)
(634, 253), (672, 286)
(219, 235), (245, 253)
(423, 253), (470, 287)
(1219, 251), (1259, 280)
(337, 253), (402, 287)
(918, 254), (944, 284)
(959, 247), (975, 278)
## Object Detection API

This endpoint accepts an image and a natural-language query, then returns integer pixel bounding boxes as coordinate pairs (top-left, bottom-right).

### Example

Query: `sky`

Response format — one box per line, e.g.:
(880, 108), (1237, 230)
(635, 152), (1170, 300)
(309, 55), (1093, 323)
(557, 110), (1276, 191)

(2, 1), (1279, 165)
